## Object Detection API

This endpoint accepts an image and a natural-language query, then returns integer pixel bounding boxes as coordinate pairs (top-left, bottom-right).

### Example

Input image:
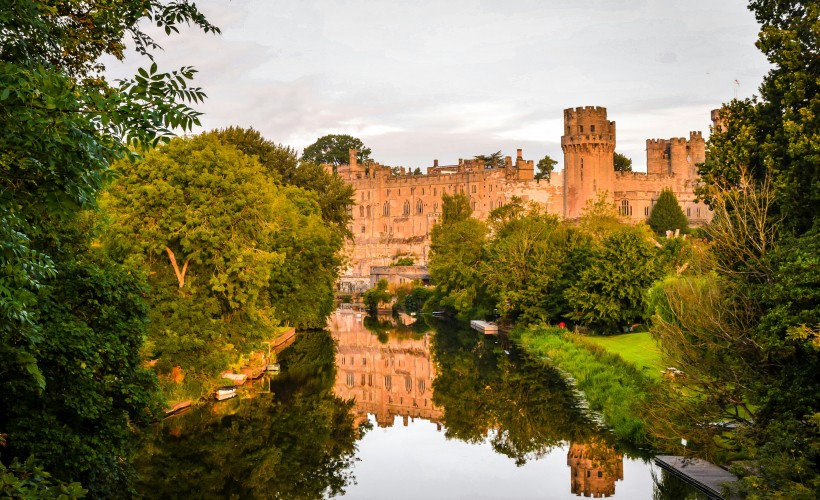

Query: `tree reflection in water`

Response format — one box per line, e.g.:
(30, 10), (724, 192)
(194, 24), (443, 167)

(134, 331), (364, 499)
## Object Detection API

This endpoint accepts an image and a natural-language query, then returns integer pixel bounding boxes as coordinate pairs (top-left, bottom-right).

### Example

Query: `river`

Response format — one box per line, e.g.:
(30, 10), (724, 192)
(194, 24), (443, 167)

(134, 310), (703, 499)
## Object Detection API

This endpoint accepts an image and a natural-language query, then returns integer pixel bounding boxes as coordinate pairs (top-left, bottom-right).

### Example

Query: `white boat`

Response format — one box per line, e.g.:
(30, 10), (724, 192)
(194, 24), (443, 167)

(221, 372), (248, 385)
(214, 386), (237, 401)
(266, 363), (281, 373)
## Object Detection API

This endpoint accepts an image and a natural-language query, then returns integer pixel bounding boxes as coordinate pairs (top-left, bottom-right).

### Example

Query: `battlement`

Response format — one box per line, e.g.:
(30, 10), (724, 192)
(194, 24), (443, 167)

(669, 137), (688, 145)
(563, 105), (615, 139)
(566, 105), (608, 114)
(646, 138), (669, 147)
(690, 131), (703, 140)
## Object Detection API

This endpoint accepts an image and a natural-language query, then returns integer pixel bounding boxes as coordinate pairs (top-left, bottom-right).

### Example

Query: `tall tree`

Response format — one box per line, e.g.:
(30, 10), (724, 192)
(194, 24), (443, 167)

(0, 0), (217, 494)
(301, 134), (372, 168)
(647, 189), (688, 234)
(474, 151), (505, 169)
(613, 152), (633, 172)
(535, 155), (558, 181)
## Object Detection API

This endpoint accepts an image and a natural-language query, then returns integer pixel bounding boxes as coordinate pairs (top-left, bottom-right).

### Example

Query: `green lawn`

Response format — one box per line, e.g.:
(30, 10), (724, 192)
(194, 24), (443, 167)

(580, 332), (666, 381)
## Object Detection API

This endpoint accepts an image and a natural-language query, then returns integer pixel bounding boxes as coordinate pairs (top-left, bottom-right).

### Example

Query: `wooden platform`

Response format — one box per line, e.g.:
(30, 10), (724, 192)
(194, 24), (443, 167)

(470, 320), (498, 334)
(655, 455), (738, 499)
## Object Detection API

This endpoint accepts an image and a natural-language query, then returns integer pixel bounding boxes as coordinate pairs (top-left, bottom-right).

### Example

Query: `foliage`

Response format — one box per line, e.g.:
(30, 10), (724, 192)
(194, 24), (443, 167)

(582, 332), (665, 381)
(519, 326), (656, 443)
(428, 195), (491, 320)
(647, 189), (689, 235)
(474, 150), (505, 169)
(534, 154), (557, 181)
(0, 0), (217, 494)
(613, 152), (633, 172)
(579, 192), (622, 238)
(301, 134), (372, 168)
(566, 225), (663, 331)
(362, 279), (392, 314)
(391, 256), (415, 266)
(0, 456), (86, 499)
(214, 127), (355, 239)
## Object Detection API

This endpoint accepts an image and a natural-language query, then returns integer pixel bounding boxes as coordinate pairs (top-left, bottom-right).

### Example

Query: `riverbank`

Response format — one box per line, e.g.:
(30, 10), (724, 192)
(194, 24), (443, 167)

(517, 325), (659, 445)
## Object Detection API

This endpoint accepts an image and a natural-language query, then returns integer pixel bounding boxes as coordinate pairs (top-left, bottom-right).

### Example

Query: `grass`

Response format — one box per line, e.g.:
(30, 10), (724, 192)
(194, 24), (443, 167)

(580, 332), (665, 381)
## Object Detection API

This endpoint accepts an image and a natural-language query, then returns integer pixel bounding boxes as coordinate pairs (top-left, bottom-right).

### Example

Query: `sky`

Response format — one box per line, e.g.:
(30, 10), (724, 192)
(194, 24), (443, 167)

(104, 0), (771, 172)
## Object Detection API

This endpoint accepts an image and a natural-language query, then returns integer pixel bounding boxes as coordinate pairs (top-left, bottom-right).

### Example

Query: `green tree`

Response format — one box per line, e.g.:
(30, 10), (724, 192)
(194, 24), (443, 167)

(474, 150), (505, 169)
(535, 155), (557, 181)
(214, 127), (355, 239)
(0, 0), (216, 494)
(647, 189), (689, 235)
(363, 279), (393, 314)
(566, 225), (662, 331)
(103, 134), (293, 376)
(614, 152), (633, 172)
(301, 134), (372, 168)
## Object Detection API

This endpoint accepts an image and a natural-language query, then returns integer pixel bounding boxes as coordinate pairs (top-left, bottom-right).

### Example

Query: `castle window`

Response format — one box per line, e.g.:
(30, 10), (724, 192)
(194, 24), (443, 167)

(434, 202), (438, 213)
(697, 207), (701, 217)
(346, 373), (354, 388)
(619, 199), (632, 216)
(398, 188), (401, 196)
(471, 200), (476, 210)
(361, 226), (365, 233)
(359, 206), (364, 217)
(590, 125), (595, 133)
(403, 200), (410, 215)
(411, 187), (415, 194)
(366, 205), (371, 217)
(687, 207), (691, 217)
(383, 202), (390, 216)
(384, 375), (392, 390)
(362, 357), (366, 365)
(422, 188), (425, 195)
(579, 125), (584, 133)
(644, 206), (649, 216)
(405, 376), (412, 393)
(417, 199), (423, 214)
(418, 379), (426, 394)
(361, 373), (366, 385)
(434, 187), (437, 196)
(472, 185), (477, 193)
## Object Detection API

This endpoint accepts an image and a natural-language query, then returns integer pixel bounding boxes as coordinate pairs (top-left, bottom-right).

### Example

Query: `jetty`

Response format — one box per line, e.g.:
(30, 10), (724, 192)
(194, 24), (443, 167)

(655, 455), (738, 499)
(470, 320), (498, 334)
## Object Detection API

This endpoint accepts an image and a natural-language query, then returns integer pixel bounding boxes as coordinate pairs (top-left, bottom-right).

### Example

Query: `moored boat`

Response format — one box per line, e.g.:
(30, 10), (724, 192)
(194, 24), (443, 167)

(214, 386), (238, 401)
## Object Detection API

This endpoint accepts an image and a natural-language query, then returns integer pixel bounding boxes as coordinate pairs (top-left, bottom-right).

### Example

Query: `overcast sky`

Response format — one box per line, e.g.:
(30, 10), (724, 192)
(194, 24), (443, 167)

(105, 0), (770, 172)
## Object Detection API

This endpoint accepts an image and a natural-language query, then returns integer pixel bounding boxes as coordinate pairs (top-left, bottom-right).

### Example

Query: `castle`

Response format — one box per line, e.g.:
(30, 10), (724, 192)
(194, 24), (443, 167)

(335, 107), (713, 291)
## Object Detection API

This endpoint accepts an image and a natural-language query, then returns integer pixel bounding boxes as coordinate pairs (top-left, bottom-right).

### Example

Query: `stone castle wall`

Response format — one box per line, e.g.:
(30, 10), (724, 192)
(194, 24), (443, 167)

(336, 106), (714, 283)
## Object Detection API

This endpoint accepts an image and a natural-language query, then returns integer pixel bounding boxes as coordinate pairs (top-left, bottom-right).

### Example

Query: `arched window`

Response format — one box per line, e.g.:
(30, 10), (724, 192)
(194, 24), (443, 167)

(359, 206), (364, 217)
(403, 200), (410, 215)
(405, 376), (412, 393)
(384, 375), (392, 391)
(416, 199), (423, 214)
(619, 199), (632, 216)
(346, 373), (354, 388)
(366, 205), (371, 217)
(383, 202), (390, 216)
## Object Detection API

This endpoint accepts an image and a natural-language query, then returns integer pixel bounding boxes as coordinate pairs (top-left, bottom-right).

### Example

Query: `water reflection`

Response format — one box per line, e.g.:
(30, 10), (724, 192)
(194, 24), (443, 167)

(329, 310), (442, 429)
(568, 439), (624, 498)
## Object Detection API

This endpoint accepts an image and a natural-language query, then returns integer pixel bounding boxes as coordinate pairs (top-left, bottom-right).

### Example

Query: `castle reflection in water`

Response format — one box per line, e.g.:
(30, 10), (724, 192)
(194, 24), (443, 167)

(329, 310), (624, 498)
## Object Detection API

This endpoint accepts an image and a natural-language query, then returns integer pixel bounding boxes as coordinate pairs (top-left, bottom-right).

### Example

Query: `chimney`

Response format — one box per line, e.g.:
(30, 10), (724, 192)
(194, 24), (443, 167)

(516, 148), (523, 160)
(349, 148), (357, 168)
(434, 159), (438, 167)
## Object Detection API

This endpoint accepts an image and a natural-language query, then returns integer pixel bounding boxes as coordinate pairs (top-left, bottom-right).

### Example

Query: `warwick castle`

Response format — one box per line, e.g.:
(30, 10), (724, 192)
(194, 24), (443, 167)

(335, 106), (715, 292)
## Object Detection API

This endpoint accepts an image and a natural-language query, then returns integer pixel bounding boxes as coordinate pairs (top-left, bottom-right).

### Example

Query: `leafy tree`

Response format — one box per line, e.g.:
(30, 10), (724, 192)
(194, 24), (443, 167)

(301, 134), (372, 168)
(0, 0), (216, 494)
(535, 155), (557, 181)
(214, 127), (355, 239)
(474, 150), (505, 169)
(614, 152), (632, 172)
(428, 195), (491, 319)
(362, 279), (392, 314)
(647, 188), (688, 234)
(566, 225), (662, 331)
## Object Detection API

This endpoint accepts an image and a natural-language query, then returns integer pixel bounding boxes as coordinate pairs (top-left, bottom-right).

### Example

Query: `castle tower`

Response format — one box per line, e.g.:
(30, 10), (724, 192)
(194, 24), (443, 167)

(562, 106), (616, 218)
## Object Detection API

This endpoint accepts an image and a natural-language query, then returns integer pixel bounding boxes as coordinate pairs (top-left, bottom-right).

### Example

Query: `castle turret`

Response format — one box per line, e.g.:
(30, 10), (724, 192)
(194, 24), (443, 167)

(562, 106), (616, 218)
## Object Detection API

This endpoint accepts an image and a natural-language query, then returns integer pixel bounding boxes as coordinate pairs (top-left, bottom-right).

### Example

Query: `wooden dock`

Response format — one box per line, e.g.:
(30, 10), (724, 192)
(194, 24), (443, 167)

(655, 455), (738, 499)
(470, 320), (498, 334)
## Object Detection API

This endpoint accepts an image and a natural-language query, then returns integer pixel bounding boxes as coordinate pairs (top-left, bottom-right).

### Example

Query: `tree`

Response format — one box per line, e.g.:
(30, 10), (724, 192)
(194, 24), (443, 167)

(474, 151), (505, 169)
(566, 225), (662, 331)
(441, 192), (473, 225)
(535, 155), (558, 181)
(614, 152), (633, 172)
(363, 279), (393, 314)
(301, 134), (372, 168)
(647, 189), (688, 234)
(103, 134), (295, 376)
(0, 0), (217, 494)
(214, 127), (355, 239)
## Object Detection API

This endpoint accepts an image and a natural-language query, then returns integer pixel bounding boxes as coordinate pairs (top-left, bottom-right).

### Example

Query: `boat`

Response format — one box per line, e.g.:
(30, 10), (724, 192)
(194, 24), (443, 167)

(266, 363), (281, 373)
(214, 386), (237, 401)
(164, 399), (192, 417)
(470, 320), (499, 334)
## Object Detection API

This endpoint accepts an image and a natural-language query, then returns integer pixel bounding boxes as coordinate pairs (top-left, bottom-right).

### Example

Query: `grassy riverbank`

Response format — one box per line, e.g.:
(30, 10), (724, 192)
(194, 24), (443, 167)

(580, 332), (665, 381)
(518, 325), (659, 444)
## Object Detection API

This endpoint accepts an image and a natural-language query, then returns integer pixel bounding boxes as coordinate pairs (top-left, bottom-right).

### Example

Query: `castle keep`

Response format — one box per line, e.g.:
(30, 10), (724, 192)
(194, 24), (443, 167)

(336, 107), (713, 292)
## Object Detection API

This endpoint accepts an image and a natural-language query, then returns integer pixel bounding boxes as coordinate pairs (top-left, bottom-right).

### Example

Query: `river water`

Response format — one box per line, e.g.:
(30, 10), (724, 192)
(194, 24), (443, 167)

(135, 311), (703, 499)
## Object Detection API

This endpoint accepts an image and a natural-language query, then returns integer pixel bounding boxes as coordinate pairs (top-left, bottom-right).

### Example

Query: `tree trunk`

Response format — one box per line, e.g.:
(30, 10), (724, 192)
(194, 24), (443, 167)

(165, 246), (191, 288)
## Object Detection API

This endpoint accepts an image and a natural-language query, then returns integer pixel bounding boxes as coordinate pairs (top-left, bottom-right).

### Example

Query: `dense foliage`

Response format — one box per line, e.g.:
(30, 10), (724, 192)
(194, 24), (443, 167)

(613, 152), (633, 172)
(0, 0), (217, 495)
(535, 155), (557, 181)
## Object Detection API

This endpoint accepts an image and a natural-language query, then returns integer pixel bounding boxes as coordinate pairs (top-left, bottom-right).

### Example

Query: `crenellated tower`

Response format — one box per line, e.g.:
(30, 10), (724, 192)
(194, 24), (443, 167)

(562, 106), (616, 218)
